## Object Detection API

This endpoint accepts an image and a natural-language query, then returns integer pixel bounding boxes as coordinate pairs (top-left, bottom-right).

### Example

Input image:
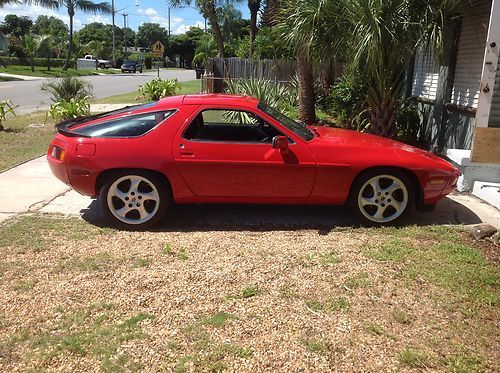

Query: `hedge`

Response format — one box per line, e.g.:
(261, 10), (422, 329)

(0, 57), (69, 68)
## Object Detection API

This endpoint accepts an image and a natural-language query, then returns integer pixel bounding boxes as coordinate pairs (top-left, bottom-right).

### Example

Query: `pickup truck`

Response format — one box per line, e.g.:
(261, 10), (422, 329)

(83, 55), (112, 69)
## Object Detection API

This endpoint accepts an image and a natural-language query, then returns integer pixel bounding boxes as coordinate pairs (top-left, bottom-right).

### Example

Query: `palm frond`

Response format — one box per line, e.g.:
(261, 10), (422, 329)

(75, 0), (112, 14)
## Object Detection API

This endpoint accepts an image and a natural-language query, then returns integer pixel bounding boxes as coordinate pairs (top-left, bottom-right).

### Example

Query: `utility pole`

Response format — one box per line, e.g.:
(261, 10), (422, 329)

(111, 0), (115, 66)
(168, 7), (171, 36)
(122, 13), (128, 56)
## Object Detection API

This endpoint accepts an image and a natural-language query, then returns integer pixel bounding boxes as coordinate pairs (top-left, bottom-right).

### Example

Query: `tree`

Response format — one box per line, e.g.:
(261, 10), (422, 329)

(27, 0), (112, 70)
(169, 0), (234, 58)
(0, 14), (33, 37)
(192, 33), (218, 67)
(32, 15), (68, 60)
(23, 33), (42, 72)
(217, 4), (242, 43)
(247, 0), (260, 58)
(135, 23), (166, 49)
(283, 0), (469, 137)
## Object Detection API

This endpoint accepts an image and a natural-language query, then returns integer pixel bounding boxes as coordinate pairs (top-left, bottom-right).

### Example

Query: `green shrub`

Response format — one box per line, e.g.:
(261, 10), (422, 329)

(395, 99), (428, 147)
(321, 74), (370, 131)
(138, 78), (180, 101)
(41, 76), (93, 102)
(0, 99), (17, 131)
(0, 57), (67, 68)
(47, 96), (91, 122)
(226, 78), (297, 113)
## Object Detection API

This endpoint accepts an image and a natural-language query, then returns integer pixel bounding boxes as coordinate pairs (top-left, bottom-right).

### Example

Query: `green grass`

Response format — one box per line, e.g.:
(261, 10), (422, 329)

(392, 308), (411, 324)
(0, 215), (111, 253)
(6, 304), (154, 371)
(0, 65), (120, 77)
(304, 250), (342, 266)
(363, 226), (499, 313)
(198, 312), (235, 328)
(300, 336), (330, 355)
(0, 112), (56, 171)
(94, 79), (201, 104)
(56, 253), (114, 273)
(227, 285), (262, 300)
(12, 278), (38, 292)
(398, 346), (429, 368)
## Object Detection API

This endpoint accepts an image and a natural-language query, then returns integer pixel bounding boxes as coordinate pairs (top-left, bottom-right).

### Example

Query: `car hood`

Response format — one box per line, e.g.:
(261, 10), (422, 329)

(308, 126), (458, 173)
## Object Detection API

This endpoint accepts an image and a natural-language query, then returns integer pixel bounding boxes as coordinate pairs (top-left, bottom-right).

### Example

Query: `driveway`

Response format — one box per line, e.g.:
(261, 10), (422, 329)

(0, 69), (196, 114)
(1, 155), (498, 229)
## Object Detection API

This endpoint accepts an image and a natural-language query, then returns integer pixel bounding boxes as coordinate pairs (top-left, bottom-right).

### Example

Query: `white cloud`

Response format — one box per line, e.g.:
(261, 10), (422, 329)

(173, 21), (205, 34)
(138, 7), (188, 30)
(0, 4), (83, 30)
(86, 15), (111, 25)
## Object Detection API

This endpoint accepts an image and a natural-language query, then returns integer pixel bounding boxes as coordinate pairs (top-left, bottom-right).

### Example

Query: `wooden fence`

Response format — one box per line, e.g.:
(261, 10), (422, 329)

(207, 57), (297, 81)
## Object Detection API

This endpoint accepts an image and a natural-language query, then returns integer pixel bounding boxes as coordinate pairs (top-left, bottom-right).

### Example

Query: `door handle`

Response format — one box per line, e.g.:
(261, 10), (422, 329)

(180, 149), (194, 156)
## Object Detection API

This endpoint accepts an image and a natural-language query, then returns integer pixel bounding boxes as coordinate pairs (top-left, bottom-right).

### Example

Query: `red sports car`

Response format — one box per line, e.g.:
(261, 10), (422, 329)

(47, 94), (460, 229)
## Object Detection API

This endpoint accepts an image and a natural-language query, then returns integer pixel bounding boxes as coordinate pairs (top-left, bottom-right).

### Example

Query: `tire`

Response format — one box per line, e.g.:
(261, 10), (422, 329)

(99, 170), (170, 230)
(121, 70), (125, 73)
(348, 168), (414, 226)
(99, 63), (105, 69)
(139, 68), (143, 73)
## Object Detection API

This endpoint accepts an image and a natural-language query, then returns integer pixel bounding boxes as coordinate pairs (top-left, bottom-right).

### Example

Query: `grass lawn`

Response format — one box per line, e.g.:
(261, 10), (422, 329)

(0, 65), (120, 77)
(0, 112), (55, 172)
(94, 79), (202, 104)
(0, 215), (498, 371)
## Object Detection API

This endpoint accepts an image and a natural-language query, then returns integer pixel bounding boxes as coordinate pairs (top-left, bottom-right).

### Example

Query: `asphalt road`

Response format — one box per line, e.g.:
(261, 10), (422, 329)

(0, 69), (197, 114)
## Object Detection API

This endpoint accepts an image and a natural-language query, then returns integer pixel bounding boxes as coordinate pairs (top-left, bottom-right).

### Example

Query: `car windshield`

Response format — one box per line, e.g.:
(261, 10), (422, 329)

(258, 102), (314, 141)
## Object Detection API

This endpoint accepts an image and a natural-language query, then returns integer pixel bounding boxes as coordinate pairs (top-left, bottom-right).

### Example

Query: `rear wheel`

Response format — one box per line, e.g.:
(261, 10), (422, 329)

(348, 169), (414, 225)
(99, 171), (170, 229)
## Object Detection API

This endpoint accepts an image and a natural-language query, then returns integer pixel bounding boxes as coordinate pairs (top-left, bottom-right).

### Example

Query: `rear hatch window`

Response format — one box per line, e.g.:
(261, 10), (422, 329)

(56, 103), (175, 138)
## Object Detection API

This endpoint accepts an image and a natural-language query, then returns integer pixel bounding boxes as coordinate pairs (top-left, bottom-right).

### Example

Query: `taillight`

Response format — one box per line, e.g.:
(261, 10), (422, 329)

(51, 145), (65, 161)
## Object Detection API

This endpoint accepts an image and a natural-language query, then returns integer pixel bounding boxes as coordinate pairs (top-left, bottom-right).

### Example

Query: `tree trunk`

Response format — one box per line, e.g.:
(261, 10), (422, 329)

(368, 91), (398, 138)
(248, 0), (260, 58)
(0, 122), (4, 132)
(47, 55), (51, 71)
(297, 47), (316, 125)
(30, 57), (35, 72)
(205, 2), (224, 58)
(63, 11), (74, 71)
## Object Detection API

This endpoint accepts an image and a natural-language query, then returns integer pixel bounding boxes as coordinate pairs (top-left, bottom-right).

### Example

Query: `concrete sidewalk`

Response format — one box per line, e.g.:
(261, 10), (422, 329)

(0, 155), (499, 227)
(0, 156), (71, 223)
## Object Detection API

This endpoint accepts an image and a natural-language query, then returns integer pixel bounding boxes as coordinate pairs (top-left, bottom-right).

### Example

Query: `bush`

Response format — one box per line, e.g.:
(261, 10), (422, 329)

(47, 96), (91, 122)
(225, 78), (298, 114)
(0, 99), (17, 131)
(138, 78), (180, 101)
(144, 55), (153, 69)
(320, 74), (370, 131)
(41, 76), (93, 102)
(0, 57), (67, 68)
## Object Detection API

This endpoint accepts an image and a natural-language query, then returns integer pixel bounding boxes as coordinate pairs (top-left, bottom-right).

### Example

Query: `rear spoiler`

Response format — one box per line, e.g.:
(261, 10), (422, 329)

(55, 103), (152, 137)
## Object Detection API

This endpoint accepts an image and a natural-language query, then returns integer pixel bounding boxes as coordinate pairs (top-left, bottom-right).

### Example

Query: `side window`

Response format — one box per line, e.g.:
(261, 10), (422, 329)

(75, 111), (175, 138)
(183, 109), (283, 143)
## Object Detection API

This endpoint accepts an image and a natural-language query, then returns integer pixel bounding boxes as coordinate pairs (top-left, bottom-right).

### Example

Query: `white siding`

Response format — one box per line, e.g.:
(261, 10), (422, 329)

(412, 49), (440, 100)
(451, 0), (492, 108)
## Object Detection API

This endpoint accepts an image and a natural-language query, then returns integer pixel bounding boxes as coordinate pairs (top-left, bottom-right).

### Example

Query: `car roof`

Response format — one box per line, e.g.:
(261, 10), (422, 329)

(156, 94), (260, 109)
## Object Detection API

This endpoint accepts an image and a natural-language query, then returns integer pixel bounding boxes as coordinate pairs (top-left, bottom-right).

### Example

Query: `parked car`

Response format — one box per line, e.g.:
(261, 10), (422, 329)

(47, 95), (461, 229)
(121, 60), (144, 73)
(83, 54), (112, 69)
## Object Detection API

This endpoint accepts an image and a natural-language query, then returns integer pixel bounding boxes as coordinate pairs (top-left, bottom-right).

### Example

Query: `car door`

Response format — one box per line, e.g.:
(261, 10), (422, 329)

(172, 106), (316, 199)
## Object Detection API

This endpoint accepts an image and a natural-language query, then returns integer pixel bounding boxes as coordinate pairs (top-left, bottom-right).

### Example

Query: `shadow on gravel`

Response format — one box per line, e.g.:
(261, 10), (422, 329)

(80, 196), (482, 232)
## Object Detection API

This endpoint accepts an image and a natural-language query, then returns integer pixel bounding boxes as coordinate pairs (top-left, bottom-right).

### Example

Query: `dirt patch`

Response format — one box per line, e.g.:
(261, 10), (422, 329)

(0, 215), (498, 372)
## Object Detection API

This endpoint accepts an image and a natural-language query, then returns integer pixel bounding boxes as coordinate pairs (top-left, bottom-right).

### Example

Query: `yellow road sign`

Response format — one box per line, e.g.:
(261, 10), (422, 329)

(152, 40), (165, 57)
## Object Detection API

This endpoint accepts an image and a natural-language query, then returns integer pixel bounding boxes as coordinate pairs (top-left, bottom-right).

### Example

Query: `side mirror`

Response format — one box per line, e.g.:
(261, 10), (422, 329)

(272, 136), (289, 152)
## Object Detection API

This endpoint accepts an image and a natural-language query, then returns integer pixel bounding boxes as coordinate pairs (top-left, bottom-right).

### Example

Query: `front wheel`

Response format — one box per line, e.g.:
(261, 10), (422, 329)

(348, 169), (414, 225)
(99, 171), (170, 229)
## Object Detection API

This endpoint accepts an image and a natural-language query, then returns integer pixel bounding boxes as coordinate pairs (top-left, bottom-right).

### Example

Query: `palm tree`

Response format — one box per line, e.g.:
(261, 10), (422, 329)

(192, 34), (218, 67)
(0, 0), (19, 5)
(247, 0), (260, 58)
(284, 0), (469, 138)
(27, 0), (111, 70)
(170, 0), (241, 58)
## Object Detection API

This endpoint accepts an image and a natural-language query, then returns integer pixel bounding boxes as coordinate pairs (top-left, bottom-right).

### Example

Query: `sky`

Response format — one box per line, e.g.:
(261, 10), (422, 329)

(0, 0), (251, 34)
